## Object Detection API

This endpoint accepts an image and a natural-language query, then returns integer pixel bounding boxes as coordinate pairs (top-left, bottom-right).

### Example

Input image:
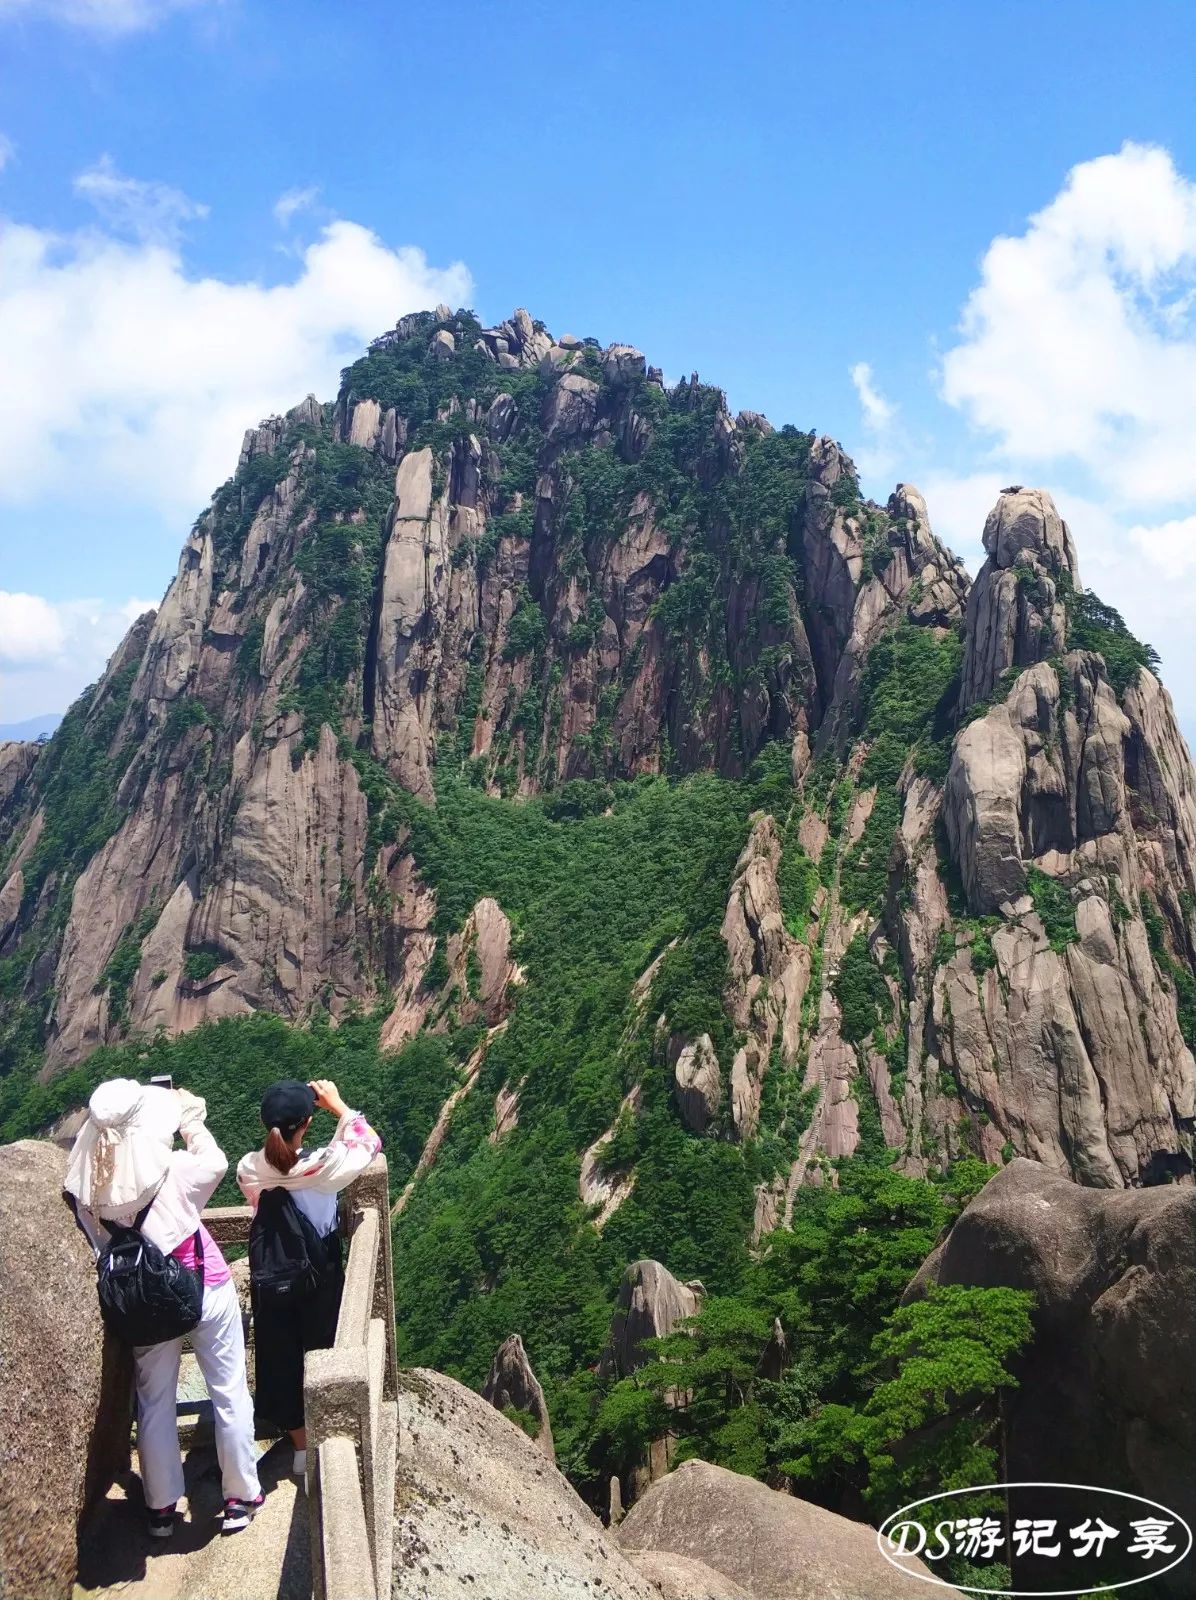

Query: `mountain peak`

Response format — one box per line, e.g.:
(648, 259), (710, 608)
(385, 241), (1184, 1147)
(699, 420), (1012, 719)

(0, 305), (1189, 1208)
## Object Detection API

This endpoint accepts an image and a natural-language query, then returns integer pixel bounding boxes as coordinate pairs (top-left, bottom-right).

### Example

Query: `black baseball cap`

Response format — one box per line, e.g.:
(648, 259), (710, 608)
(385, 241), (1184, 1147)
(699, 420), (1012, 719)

(260, 1080), (316, 1135)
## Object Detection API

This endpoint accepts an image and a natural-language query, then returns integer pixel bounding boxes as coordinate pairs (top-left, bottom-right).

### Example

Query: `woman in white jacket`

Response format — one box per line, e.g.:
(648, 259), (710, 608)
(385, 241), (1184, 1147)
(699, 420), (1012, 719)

(236, 1078), (381, 1478)
(65, 1079), (262, 1537)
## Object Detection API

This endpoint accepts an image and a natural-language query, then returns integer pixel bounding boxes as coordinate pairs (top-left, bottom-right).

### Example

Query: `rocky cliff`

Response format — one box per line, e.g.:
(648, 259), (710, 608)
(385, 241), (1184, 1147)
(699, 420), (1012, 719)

(2, 303), (1194, 1212)
(0, 1141), (131, 1600)
(909, 1157), (1196, 1596)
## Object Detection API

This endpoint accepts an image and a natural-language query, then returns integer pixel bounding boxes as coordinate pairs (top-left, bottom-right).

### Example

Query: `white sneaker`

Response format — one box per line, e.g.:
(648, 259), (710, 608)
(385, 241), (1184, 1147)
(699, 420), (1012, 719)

(292, 1448), (306, 1479)
(221, 1494), (263, 1535)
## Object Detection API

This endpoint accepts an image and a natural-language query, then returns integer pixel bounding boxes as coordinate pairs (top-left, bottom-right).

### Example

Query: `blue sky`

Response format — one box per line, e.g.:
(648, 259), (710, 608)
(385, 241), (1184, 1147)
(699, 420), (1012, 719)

(4, 0), (1196, 740)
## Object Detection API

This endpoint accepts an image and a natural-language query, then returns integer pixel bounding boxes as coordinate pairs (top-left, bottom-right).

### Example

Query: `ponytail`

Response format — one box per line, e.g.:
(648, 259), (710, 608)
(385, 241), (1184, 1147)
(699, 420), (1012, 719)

(265, 1125), (299, 1174)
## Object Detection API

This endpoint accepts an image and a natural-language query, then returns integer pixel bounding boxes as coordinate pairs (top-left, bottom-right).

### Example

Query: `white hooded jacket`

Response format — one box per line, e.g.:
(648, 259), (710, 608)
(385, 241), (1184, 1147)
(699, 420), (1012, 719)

(68, 1087), (227, 1258)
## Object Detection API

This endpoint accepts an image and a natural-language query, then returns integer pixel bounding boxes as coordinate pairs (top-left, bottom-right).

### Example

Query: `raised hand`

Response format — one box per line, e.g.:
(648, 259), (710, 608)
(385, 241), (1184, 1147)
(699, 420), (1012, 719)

(308, 1079), (348, 1117)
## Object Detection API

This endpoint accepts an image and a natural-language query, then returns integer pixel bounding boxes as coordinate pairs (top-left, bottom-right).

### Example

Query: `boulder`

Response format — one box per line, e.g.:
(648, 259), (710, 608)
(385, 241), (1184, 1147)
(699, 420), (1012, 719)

(486, 392), (517, 442)
(626, 1548), (752, 1599)
(671, 1033), (722, 1133)
(982, 486), (1078, 573)
(910, 1156), (1196, 1589)
(459, 897), (520, 1024)
(481, 1334), (554, 1461)
(544, 372), (600, 441)
(958, 487), (1077, 712)
(394, 1368), (655, 1599)
(0, 1140), (130, 1600)
(615, 1459), (961, 1600)
(736, 410), (773, 435)
(602, 344), (646, 384)
(540, 344), (579, 376)
(943, 704), (1028, 912)
(380, 405), (406, 461)
(347, 396), (382, 448)
(600, 1260), (703, 1380)
(286, 392), (322, 429)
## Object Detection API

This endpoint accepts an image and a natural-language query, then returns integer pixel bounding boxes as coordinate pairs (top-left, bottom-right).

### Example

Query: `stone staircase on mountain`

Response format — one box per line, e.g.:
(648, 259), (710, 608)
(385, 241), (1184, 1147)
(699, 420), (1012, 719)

(77, 1155), (398, 1600)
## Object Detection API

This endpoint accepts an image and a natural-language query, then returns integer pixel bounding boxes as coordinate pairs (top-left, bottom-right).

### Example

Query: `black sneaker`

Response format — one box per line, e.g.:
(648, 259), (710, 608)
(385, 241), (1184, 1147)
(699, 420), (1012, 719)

(147, 1504), (177, 1539)
(221, 1494), (264, 1534)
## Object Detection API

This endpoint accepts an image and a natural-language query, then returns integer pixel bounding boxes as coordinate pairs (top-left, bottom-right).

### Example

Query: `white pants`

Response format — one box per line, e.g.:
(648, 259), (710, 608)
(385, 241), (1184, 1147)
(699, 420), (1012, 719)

(135, 1277), (261, 1509)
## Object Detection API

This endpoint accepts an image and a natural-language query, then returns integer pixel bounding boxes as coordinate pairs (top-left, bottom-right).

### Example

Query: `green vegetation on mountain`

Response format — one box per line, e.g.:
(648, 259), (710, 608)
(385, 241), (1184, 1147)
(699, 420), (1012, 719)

(1058, 572), (1160, 696)
(579, 1156), (1031, 1564)
(5, 666), (140, 910)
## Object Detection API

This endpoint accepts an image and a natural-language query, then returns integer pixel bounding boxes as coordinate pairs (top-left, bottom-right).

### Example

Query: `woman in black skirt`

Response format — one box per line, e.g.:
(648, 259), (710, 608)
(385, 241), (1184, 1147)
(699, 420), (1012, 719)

(236, 1078), (382, 1479)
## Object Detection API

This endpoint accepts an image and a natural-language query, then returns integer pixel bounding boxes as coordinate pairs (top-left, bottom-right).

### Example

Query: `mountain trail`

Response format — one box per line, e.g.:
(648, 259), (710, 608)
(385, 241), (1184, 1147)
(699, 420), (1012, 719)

(77, 1439), (309, 1600)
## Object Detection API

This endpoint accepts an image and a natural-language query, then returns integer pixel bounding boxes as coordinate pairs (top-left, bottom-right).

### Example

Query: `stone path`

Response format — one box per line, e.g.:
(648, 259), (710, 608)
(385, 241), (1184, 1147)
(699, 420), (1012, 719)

(77, 1410), (310, 1600)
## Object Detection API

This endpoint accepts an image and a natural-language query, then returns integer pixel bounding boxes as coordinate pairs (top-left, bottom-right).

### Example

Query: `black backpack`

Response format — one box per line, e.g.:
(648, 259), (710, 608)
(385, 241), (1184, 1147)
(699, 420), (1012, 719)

(91, 1198), (205, 1347)
(249, 1188), (340, 1310)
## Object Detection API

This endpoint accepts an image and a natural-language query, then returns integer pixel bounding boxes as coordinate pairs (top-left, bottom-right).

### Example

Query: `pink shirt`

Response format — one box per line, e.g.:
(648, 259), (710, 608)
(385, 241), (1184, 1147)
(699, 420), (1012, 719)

(172, 1222), (231, 1288)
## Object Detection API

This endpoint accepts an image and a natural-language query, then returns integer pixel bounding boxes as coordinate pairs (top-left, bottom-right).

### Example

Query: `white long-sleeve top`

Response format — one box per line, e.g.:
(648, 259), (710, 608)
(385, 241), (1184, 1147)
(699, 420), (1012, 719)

(235, 1109), (382, 1239)
(73, 1098), (228, 1258)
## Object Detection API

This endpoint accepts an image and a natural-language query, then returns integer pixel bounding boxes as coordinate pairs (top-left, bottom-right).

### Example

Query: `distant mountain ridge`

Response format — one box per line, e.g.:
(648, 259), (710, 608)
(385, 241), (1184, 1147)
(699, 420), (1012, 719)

(0, 713), (61, 742)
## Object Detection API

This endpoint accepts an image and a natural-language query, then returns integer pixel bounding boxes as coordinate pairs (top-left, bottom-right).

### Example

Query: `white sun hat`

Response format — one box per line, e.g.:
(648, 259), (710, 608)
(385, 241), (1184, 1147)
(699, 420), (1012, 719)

(63, 1078), (182, 1217)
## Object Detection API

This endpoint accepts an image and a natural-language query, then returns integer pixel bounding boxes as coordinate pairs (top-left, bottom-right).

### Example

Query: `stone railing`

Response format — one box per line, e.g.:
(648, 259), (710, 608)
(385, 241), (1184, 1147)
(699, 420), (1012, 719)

(205, 1153), (399, 1600)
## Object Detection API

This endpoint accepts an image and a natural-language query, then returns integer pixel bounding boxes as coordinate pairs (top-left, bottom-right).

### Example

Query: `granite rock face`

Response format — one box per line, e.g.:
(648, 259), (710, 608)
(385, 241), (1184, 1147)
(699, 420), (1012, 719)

(625, 1549), (752, 1600)
(935, 647), (1196, 1185)
(720, 815), (811, 1142)
(958, 488), (1079, 711)
(600, 1259), (703, 1381)
(4, 309), (902, 1067)
(670, 1032), (723, 1133)
(0, 740), (37, 813)
(481, 1333), (555, 1461)
(0, 1140), (129, 1600)
(394, 1367), (656, 1600)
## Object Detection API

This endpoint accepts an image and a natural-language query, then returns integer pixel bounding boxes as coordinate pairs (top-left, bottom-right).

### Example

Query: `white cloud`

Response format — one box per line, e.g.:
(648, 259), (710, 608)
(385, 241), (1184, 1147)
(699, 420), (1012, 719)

(0, 0), (215, 32)
(942, 142), (1196, 506)
(917, 471), (1006, 571)
(274, 185), (319, 228)
(849, 360), (900, 480)
(0, 592), (153, 669)
(0, 594), (155, 721)
(0, 135), (14, 173)
(74, 155), (208, 242)
(0, 591), (66, 663)
(850, 361), (894, 431)
(0, 192), (472, 520)
(1129, 514), (1196, 577)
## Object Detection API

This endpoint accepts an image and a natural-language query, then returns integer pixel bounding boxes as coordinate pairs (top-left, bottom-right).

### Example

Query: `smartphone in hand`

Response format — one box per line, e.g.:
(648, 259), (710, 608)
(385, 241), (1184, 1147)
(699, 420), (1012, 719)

(149, 1073), (174, 1091)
